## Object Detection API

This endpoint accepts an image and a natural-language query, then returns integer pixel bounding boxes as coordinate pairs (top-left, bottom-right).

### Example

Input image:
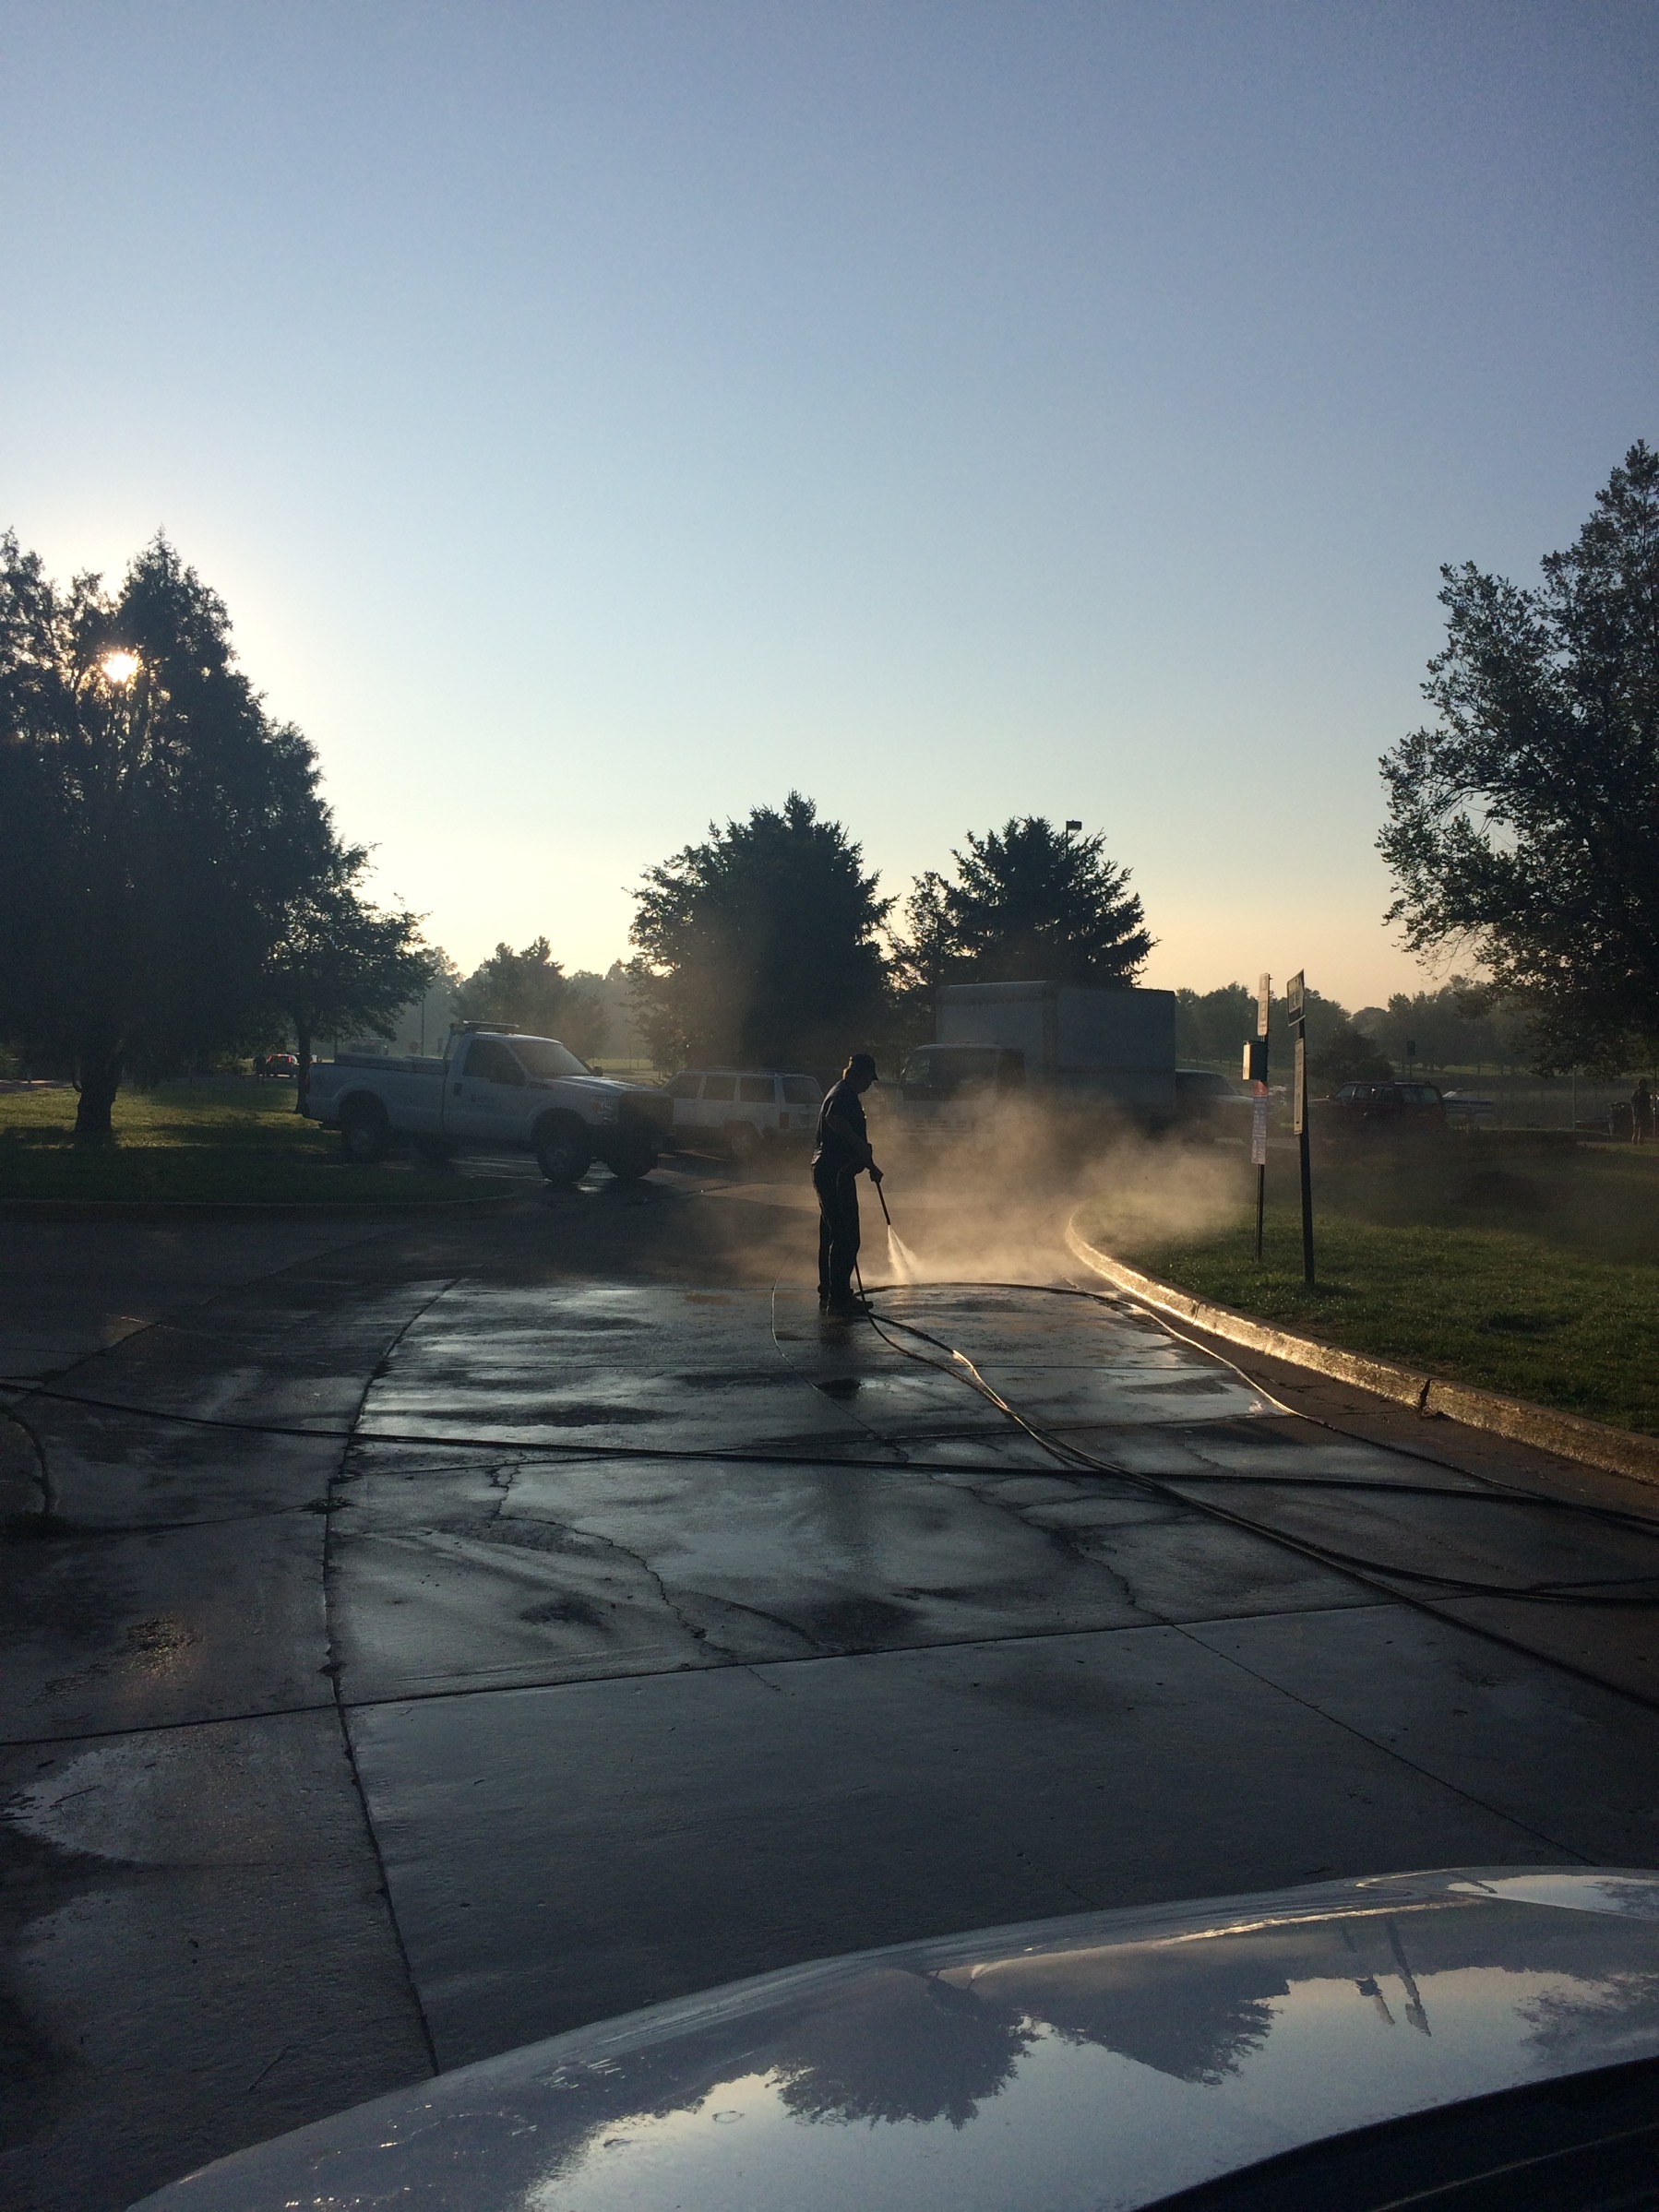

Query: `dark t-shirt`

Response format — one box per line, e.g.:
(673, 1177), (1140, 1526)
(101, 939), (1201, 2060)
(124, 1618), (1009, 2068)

(812, 1079), (868, 1174)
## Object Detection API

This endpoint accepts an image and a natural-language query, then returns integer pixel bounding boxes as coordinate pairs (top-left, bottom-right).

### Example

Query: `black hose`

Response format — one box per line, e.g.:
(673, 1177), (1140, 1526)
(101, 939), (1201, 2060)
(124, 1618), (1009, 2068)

(855, 1300), (1659, 1609)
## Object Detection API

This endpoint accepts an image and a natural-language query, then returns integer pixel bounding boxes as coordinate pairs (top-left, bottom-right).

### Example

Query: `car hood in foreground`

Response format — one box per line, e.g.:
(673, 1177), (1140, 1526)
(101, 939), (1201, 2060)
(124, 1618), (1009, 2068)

(133, 1868), (1659, 2212)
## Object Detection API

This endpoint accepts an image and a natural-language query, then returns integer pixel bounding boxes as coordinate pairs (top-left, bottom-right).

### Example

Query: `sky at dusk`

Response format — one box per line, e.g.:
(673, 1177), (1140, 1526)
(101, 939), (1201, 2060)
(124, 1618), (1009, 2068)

(3, 1), (1654, 1008)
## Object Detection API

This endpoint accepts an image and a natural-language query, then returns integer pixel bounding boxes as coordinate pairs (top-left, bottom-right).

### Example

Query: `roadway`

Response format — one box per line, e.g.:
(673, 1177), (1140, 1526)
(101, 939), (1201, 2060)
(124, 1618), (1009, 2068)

(4, 1154), (1659, 2209)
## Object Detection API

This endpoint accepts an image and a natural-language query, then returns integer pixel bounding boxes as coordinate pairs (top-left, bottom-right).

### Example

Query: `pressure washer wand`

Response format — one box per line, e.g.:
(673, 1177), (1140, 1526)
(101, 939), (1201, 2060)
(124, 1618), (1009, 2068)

(872, 1171), (892, 1227)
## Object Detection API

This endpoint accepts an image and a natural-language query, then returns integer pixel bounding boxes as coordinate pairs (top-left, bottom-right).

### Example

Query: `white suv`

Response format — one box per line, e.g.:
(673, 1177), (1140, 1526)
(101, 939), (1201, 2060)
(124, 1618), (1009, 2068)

(665, 1069), (823, 1160)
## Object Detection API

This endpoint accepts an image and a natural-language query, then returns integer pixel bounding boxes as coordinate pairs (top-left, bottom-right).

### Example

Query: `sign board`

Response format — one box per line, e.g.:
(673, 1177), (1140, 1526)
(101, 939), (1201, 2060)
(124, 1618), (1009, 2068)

(1250, 1095), (1270, 1167)
(1285, 970), (1306, 1025)
(1257, 972), (1271, 1039)
(1294, 1033), (1307, 1135)
(1242, 1039), (1268, 1085)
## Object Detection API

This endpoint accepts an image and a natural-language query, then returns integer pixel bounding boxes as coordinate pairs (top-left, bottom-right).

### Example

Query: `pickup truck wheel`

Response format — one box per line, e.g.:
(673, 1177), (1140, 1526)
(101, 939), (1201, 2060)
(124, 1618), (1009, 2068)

(535, 1115), (591, 1186)
(723, 1119), (761, 1163)
(340, 1100), (390, 1165)
(603, 1140), (658, 1183)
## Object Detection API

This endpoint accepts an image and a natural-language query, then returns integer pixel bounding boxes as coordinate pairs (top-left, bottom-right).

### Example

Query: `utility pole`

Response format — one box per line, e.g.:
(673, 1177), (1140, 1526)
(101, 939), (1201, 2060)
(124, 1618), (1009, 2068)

(1287, 970), (1315, 1287)
(1243, 973), (1270, 1262)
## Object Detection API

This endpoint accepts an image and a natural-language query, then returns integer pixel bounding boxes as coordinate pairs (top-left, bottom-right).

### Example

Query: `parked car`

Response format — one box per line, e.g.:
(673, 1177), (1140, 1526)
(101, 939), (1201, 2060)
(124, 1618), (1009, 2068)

(134, 1867), (1659, 2212)
(1324, 1079), (1447, 1131)
(665, 1068), (823, 1159)
(253, 1052), (298, 1080)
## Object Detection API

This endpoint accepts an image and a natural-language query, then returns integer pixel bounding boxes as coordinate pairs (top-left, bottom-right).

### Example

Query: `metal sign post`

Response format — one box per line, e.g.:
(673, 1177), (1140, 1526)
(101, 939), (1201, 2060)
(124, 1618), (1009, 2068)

(1286, 969), (1314, 1287)
(1242, 973), (1271, 1263)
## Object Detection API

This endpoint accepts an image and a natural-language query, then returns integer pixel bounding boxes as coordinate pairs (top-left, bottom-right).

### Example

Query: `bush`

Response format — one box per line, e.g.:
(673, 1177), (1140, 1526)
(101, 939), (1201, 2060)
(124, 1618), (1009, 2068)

(1310, 1023), (1393, 1086)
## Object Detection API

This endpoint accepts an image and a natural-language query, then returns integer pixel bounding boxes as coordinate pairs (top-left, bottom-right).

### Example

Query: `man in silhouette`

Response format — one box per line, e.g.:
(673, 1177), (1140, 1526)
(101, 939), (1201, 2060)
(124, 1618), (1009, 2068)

(1633, 1077), (1653, 1146)
(813, 1052), (884, 1316)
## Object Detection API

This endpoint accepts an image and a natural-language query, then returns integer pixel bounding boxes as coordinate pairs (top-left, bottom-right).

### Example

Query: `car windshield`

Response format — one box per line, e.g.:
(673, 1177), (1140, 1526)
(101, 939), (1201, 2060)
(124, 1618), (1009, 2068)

(511, 1038), (591, 1079)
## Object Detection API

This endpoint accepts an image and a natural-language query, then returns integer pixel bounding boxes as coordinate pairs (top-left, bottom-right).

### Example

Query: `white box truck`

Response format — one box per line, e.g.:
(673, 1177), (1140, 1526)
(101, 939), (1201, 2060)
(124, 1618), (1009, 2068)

(893, 981), (1176, 1135)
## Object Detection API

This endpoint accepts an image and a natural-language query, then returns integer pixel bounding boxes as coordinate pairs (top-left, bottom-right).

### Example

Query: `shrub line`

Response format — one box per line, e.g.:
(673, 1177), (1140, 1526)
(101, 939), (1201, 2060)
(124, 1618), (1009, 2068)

(1064, 1214), (1659, 1490)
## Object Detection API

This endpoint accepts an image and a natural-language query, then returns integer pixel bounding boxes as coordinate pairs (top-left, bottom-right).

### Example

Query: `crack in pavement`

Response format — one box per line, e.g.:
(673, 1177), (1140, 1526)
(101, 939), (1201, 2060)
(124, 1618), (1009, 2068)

(322, 1270), (466, 2083)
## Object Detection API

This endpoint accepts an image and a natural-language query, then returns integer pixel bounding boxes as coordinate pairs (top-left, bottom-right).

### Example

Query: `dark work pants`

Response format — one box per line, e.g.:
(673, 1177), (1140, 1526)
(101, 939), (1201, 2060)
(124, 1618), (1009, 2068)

(813, 1163), (861, 1304)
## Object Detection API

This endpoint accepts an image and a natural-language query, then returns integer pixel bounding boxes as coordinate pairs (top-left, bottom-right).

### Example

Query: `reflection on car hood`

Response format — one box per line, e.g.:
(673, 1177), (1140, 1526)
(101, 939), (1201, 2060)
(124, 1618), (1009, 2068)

(133, 1868), (1659, 2212)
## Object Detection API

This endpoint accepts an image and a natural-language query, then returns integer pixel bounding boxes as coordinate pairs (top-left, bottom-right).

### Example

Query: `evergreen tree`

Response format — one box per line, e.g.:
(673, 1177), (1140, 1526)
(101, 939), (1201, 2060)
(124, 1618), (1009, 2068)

(903, 817), (1153, 988)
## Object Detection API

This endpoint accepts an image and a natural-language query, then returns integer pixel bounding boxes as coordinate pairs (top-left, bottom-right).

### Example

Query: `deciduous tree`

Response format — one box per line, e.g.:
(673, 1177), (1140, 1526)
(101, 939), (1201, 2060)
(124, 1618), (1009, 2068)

(628, 794), (890, 1070)
(456, 938), (608, 1060)
(1379, 442), (1659, 1070)
(1309, 1024), (1393, 1087)
(0, 533), (337, 1136)
(266, 861), (437, 1105)
(1175, 982), (1352, 1067)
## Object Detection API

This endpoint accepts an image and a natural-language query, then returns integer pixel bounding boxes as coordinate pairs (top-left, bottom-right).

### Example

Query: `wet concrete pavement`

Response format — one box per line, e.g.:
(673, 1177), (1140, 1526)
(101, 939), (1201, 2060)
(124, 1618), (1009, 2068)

(5, 1166), (1659, 2207)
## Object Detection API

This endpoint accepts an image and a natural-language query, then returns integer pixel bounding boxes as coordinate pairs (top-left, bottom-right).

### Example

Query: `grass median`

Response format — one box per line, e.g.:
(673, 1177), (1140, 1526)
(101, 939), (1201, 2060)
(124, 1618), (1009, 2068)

(1079, 1135), (1659, 1434)
(0, 1080), (518, 1205)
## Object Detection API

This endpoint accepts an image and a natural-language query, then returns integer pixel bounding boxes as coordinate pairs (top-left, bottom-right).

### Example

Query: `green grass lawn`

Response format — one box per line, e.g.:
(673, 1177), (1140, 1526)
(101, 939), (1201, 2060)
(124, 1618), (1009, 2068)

(1079, 1137), (1659, 1433)
(0, 1081), (517, 1205)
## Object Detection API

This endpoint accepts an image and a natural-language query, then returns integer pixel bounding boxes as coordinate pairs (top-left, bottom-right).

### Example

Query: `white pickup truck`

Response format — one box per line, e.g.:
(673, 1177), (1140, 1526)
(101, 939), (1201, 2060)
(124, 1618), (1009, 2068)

(303, 1027), (673, 1184)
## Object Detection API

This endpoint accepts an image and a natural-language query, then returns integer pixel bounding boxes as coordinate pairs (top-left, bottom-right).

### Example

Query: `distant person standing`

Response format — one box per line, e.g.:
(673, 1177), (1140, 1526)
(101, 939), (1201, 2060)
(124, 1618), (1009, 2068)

(1634, 1078), (1654, 1145)
(812, 1052), (883, 1317)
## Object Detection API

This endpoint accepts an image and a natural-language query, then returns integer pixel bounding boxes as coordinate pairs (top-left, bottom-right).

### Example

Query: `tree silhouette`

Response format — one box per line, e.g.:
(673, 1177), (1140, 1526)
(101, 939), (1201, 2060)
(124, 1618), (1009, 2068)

(902, 818), (1153, 990)
(1380, 441), (1659, 1070)
(457, 938), (608, 1059)
(1308, 1023), (1393, 1087)
(0, 533), (337, 1136)
(265, 860), (436, 1105)
(628, 793), (890, 1070)
(1174, 982), (1353, 1067)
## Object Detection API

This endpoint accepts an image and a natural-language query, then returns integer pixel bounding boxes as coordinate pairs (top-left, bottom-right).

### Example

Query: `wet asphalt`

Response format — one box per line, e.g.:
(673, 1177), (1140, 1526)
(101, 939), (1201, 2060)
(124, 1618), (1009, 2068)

(5, 1156), (1659, 2210)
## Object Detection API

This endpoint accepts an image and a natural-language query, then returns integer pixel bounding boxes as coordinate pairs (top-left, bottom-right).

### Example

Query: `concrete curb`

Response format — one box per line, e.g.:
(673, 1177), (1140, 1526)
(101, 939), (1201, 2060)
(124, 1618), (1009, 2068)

(1064, 1215), (1659, 1490)
(0, 1189), (525, 1224)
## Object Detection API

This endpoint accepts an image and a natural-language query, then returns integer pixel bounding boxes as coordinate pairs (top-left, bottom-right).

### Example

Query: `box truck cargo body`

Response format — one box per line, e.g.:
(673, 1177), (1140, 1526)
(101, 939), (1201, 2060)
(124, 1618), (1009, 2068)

(895, 981), (1177, 1132)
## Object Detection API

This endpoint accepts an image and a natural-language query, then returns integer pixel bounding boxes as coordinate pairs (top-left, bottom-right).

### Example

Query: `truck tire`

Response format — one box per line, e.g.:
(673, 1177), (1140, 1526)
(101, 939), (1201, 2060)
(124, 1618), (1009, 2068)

(723, 1119), (761, 1163)
(535, 1114), (591, 1186)
(602, 1138), (659, 1183)
(340, 1099), (391, 1165)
